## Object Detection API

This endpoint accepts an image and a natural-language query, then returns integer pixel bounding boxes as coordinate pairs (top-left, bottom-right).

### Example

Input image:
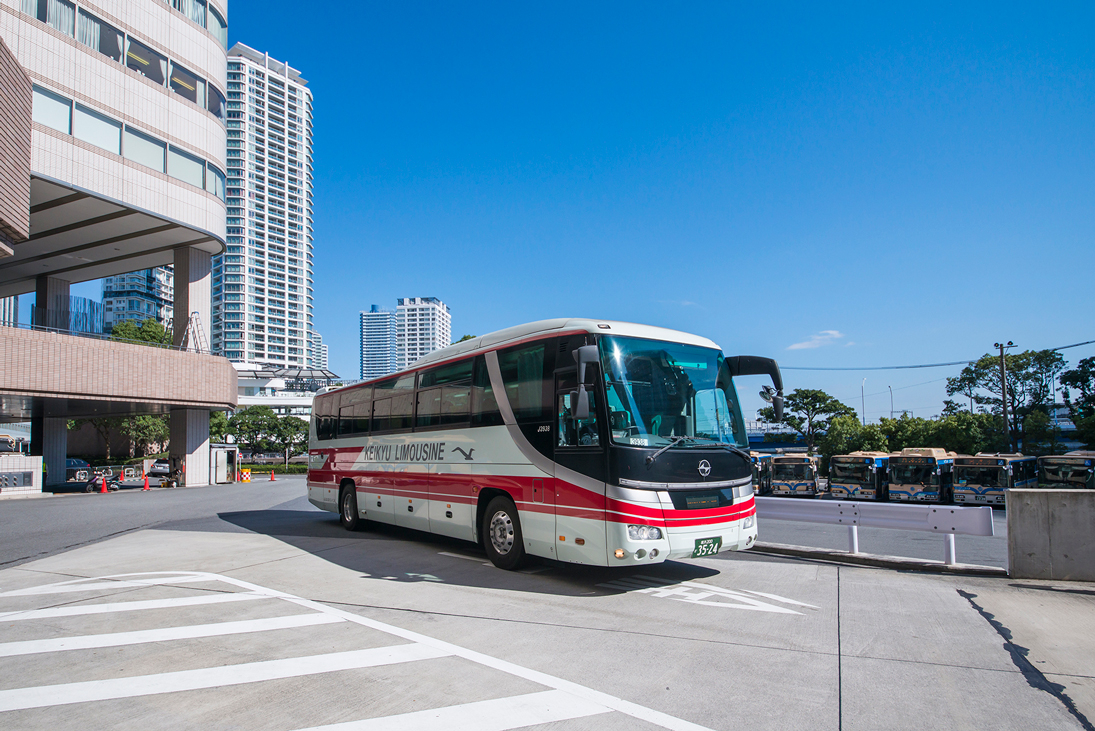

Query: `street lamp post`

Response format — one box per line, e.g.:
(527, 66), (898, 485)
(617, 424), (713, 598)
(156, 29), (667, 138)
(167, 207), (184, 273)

(861, 378), (866, 426)
(888, 385), (893, 419)
(994, 341), (1015, 452)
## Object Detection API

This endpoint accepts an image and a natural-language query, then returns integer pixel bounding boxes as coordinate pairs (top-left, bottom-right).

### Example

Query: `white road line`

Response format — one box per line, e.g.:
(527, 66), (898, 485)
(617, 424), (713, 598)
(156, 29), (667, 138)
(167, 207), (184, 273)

(438, 551), (486, 562)
(0, 612), (343, 657)
(0, 591), (267, 622)
(740, 589), (820, 609)
(0, 575), (216, 598)
(0, 644), (450, 712)
(292, 689), (611, 731)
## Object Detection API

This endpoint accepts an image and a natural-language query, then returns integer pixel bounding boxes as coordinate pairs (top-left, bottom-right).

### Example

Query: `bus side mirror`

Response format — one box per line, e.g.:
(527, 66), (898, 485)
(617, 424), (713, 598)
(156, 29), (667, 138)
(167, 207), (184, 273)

(733, 356), (784, 422)
(572, 345), (598, 420)
(760, 385), (784, 421)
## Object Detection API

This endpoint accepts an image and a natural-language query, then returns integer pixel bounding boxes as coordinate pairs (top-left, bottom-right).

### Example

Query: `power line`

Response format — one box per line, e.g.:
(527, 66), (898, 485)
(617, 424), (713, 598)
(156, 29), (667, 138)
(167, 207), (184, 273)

(781, 338), (1095, 372)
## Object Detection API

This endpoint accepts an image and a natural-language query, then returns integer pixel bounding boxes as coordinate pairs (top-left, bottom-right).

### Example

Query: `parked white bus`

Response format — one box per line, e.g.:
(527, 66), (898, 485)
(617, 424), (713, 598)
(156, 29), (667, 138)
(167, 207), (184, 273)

(308, 318), (783, 569)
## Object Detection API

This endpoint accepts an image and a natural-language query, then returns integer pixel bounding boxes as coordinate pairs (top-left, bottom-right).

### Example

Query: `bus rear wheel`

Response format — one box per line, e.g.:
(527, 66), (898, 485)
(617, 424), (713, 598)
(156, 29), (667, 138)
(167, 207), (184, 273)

(482, 496), (526, 570)
(340, 484), (362, 531)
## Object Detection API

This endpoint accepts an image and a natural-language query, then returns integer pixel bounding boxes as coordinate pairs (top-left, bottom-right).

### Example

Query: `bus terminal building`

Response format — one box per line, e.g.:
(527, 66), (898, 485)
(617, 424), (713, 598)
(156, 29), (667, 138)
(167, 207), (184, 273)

(0, 0), (236, 485)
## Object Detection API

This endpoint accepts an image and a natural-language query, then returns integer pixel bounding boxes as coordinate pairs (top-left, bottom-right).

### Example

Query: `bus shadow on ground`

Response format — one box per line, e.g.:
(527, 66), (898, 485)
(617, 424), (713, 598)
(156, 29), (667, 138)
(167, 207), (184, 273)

(215, 504), (723, 598)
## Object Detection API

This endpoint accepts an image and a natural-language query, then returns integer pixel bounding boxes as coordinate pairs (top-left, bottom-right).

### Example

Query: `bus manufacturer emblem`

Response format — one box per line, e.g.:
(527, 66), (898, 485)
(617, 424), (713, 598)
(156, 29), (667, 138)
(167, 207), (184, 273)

(698, 460), (711, 477)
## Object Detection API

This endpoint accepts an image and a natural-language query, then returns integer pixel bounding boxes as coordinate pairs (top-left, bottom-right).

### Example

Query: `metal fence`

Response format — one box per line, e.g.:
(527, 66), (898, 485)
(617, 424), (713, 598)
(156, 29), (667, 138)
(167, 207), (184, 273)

(754, 496), (995, 565)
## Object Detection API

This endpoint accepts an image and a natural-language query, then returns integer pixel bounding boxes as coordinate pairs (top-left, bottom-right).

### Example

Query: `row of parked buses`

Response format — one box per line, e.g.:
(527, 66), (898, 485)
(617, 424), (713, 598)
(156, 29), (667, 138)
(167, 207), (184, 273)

(750, 448), (1095, 505)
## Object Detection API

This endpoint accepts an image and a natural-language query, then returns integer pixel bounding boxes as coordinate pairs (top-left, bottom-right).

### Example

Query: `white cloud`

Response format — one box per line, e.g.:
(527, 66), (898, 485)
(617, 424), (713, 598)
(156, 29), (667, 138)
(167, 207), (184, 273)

(787, 330), (845, 350)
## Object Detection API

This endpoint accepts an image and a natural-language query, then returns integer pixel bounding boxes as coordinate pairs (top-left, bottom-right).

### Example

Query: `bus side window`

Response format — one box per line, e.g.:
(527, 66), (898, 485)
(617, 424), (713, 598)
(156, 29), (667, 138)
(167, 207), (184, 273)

(471, 356), (503, 427)
(497, 342), (549, 423)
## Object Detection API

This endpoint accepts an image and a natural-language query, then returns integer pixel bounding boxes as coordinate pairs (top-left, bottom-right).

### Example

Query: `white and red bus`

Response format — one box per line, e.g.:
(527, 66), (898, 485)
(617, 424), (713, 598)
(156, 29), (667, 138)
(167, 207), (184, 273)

(307, 318), (784, 570)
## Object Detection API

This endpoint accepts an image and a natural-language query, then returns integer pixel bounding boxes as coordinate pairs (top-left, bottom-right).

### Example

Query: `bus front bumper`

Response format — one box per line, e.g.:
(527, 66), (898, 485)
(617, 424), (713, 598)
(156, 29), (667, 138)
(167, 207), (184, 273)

(605, 516), (758, 564)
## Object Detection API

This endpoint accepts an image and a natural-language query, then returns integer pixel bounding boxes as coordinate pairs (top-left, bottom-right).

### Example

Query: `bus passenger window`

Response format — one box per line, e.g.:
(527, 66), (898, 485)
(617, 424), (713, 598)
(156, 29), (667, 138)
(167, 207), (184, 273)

(558, 390), (600, 448)
(472, 356), (503, 426)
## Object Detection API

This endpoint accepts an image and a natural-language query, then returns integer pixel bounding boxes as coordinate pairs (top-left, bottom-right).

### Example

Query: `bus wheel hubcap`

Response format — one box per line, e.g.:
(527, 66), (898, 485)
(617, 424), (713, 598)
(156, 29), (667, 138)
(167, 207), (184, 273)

(490, 511), (514, 555)
(343, 494), (352, 519)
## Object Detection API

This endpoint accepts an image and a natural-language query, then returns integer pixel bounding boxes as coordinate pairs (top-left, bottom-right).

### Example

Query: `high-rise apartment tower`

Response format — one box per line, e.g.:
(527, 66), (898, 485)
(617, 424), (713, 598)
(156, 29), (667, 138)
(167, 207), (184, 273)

(211, 43), (316, 369)
(102, 266), (173, 332)
(359, 298), (452, 379)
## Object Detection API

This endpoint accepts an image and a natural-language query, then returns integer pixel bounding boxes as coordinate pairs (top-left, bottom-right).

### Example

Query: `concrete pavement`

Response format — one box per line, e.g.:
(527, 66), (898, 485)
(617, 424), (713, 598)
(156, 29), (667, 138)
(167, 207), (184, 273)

(0, 477), (1090, 730)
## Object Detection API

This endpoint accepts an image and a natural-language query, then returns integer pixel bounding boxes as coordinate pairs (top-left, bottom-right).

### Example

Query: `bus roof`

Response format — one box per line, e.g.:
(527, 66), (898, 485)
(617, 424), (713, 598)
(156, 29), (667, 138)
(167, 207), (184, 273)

(324, 318), (722, 397)
(832, 451), (889, 459)
(896, 447), (955, 459)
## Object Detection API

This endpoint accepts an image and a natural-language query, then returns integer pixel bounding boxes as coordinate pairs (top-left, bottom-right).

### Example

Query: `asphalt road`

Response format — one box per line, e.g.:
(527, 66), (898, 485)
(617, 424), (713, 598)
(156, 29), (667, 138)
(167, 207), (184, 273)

(0, 477), (1091, 730)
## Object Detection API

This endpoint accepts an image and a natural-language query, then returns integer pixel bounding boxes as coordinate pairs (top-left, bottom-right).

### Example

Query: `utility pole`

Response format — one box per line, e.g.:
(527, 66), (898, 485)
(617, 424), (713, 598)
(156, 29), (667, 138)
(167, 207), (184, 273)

(888, 385), (893, 419)
(994, 341), (1015, 452)
(861, 378), (867, 426)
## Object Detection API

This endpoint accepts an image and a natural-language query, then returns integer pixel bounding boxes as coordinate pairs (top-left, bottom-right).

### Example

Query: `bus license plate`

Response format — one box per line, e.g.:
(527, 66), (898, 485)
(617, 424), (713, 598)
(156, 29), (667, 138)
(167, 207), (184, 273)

(692, 537), (722, 558)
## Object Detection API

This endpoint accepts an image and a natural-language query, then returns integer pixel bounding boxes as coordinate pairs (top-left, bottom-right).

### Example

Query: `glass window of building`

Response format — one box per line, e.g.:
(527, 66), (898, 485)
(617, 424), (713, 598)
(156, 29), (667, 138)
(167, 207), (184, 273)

(173, 0), (206, 27)
(207, 85), (226, 121)
(32, 85), (72, 134)
(168, 146), (205, 188)
(208, 6), (228, 49)
(206, 164), (226, 200)
(76, 10), (123, 62)
(126, 39), (167, 86)
(74, 104), (122, 154)
(169, 63), (205, 105)
(123, 127), (166, 172)
(22, 0), (75, 36)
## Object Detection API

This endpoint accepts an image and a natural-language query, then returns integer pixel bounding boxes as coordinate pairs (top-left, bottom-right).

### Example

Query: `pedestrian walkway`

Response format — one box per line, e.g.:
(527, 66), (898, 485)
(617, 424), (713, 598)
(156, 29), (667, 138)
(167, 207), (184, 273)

(0, 571), (711, 730)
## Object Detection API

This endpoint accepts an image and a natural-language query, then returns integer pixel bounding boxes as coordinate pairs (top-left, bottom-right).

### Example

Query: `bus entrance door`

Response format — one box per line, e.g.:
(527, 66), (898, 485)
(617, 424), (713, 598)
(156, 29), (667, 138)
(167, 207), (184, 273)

(554, 371), (607, 564)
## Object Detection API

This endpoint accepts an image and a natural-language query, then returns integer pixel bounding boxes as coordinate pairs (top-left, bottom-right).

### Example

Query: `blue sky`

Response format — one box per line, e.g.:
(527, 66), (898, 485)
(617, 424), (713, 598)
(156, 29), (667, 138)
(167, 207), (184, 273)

(80, 2), (1095, 419)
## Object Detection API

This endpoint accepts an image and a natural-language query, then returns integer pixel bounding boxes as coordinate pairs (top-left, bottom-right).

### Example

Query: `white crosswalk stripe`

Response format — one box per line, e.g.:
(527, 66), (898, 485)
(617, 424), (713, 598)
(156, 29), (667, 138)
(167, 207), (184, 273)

(291, 689), (612, 731)
(597, 574), (818, 614)
(0, 612), (343, 657)
(0, 571), (714, 730)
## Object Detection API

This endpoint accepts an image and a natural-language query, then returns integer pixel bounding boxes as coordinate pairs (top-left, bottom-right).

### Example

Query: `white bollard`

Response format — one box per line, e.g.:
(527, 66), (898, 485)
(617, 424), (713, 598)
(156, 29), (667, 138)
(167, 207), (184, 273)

(848, 525), (860, 554)
(944, 533), (956, 565)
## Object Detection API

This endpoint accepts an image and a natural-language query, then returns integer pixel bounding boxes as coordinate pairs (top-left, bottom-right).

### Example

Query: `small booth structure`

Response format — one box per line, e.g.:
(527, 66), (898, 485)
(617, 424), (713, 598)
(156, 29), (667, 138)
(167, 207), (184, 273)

(209, 444), (240, 485)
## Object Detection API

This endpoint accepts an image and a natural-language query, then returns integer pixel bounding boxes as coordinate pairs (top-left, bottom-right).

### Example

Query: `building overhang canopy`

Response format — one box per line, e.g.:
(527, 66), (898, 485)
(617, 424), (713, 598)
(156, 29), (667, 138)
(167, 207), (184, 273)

(0, 177), (224, 298)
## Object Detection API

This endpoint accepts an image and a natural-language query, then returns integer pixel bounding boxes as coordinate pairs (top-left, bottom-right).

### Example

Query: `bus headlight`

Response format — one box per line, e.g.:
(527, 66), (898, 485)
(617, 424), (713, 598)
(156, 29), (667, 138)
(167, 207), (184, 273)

(742, 516), (755, 529)
(627, 525), (663, 541)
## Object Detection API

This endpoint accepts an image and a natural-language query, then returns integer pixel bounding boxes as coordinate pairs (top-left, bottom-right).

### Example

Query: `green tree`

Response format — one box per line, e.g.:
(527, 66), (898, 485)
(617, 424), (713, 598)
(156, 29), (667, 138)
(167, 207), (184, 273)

(1022, 410), (1068, 456)
(945, 349), (1066, 451)
(878, 414), (938, 453)
(73, 416), (124, 462)
(210, 411), (230, 443)
(270, 416), (309, 467)
(227, 406), (280, 457)
(456, 334), (477, 343)
(758, 388), (855, 450)
(816, 414), (888, 474)
(110, 317), (172, 346)
(120, 415), (169, 458)
(1061, 357), (1095, 449)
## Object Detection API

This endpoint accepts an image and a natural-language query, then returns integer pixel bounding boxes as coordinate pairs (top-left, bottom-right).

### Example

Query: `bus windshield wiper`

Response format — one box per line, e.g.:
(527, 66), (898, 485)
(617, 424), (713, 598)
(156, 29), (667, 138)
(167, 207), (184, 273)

(676, 437), (753, 463)
(645, 436), (691, 465)
(645, 436), (751, 465)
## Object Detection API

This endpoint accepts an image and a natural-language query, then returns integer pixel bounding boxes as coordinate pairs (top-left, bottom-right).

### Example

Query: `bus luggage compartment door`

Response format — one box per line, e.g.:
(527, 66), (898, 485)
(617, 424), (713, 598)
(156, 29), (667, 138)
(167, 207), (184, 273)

(394, 464), (431, 532)
(429, 464), (476, 543)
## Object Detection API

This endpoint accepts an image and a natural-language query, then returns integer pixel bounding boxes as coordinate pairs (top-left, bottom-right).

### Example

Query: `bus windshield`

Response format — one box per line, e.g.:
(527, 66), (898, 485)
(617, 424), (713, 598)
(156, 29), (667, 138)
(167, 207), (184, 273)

(1041, 463), (1092, 488)
(955, 466), (1005, 487)
(830, 462), (870, 484)
(599, 335), (747, 448)
(890, 465), (937, 485)
(773, 463), (812, 481)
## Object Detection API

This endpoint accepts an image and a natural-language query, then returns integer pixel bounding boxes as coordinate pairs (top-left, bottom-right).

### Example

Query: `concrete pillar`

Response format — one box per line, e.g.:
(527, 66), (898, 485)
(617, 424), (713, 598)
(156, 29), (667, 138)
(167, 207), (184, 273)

(173, 246), (211, 350)
(34, 275), (69, 331)
(170, 408), (210, 487)
(30, 415), (66, 487)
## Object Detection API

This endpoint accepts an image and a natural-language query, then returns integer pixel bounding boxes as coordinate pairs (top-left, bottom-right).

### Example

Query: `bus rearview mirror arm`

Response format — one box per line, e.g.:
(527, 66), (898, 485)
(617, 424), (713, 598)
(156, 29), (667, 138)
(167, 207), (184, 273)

(727, 355), (784, 422)
(573, 345), (599, 420)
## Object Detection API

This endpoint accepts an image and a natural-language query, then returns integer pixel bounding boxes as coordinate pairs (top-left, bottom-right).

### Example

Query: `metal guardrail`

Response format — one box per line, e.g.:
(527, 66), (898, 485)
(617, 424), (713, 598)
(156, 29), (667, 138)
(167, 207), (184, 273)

(755, 496), (995, 565)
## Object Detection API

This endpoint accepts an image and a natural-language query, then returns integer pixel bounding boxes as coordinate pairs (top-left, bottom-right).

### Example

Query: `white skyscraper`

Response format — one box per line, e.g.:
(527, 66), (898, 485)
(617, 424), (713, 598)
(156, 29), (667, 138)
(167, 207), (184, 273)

(211, 43), (315, 369)
(396, 297), (451, 369)
(309, 330), (328, 370)
(360, 304), (397, 380)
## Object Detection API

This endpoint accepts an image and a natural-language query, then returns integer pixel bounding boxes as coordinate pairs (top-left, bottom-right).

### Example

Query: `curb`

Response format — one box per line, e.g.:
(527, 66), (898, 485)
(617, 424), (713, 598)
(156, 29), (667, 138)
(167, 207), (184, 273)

(750, 541), (1008, 577)
(0, 491), (53, 500)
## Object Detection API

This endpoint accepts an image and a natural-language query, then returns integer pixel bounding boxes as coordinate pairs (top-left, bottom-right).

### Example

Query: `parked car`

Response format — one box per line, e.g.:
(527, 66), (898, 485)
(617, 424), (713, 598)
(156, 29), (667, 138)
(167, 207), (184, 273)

(66, 458), (91, 482)
(147, 459), (170, 477)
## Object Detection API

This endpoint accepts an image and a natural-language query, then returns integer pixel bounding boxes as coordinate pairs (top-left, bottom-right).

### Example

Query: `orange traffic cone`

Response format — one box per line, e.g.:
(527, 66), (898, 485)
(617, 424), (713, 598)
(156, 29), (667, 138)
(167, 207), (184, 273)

(100, 475), (108, 494)
(269, 470), (276, 481)
(142, 473), (150, 491)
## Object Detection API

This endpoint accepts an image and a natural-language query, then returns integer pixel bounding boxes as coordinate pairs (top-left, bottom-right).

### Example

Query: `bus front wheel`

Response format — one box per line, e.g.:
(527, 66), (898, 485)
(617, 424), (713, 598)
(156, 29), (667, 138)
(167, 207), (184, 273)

(482, 496), (526, 570)
(340, 484), (362, 531)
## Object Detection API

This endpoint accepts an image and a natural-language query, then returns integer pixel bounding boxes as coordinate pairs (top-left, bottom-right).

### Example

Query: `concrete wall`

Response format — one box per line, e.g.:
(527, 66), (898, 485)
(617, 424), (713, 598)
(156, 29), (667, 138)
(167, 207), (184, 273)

(1007, 488), (1095, 581)
(0, 32), (31, 252)
(0, 325), (237, 412)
